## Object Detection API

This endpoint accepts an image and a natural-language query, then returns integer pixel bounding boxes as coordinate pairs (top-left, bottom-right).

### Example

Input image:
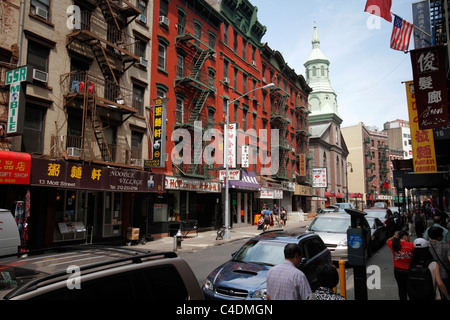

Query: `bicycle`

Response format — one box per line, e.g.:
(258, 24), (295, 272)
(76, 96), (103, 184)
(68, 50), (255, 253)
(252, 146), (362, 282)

(216, 225), (226, 240)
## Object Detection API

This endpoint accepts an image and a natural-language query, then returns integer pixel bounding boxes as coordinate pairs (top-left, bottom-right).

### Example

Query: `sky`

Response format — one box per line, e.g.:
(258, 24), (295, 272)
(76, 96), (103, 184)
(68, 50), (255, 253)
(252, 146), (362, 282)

(253, 0), (416, 130)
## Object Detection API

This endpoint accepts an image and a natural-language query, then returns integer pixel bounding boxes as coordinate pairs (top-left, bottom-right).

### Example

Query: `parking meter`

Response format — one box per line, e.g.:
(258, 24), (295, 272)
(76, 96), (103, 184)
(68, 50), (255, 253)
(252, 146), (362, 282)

(345, 209), (367, 267)
(345, 208), (368, 300)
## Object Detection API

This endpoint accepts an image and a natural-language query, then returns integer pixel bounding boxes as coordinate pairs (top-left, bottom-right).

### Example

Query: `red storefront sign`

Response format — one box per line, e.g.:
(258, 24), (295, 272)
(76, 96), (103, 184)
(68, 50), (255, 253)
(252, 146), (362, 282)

(0, 151), (31, 185)
(410, 45), (449, 130)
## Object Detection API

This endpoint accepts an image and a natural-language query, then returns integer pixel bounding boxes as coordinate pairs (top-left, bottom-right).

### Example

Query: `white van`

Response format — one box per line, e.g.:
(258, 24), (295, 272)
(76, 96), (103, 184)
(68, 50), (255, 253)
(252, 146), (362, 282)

(0, 209), (20, 256)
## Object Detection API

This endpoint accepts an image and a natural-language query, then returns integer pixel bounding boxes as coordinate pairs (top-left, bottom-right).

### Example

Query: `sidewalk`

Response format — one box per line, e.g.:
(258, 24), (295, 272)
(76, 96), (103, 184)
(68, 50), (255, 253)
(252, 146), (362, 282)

(130, 219), (312, 253)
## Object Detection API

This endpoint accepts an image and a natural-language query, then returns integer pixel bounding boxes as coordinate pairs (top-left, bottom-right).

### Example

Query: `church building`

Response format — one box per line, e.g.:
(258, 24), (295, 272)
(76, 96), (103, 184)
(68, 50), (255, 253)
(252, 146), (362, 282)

(304, 24), (349, 211)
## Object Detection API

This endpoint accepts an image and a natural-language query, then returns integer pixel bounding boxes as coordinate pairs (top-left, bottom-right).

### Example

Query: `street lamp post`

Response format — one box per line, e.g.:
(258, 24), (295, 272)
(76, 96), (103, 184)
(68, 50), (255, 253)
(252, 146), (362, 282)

(223, 83), (275, 239)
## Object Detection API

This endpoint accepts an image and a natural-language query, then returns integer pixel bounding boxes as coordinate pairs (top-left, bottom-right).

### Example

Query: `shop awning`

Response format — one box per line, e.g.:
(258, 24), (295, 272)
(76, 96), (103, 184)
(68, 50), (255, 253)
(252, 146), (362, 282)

(349, 193), (363, 199)
(335, 193), (346, 198)
(0, 151), (31, 185)
(224, 170), (261, 191)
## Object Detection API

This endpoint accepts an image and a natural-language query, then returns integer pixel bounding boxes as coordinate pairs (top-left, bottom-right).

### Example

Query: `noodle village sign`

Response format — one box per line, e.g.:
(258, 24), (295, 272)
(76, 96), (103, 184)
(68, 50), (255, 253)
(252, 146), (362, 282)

(5, 66), (32, 136)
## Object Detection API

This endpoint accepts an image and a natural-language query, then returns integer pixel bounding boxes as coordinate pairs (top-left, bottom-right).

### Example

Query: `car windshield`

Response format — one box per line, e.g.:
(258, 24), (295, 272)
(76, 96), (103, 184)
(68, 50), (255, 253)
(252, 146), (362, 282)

(232, 240), (286, 266)
(309, 217), (350, 233)
(365, 210), (387, 219)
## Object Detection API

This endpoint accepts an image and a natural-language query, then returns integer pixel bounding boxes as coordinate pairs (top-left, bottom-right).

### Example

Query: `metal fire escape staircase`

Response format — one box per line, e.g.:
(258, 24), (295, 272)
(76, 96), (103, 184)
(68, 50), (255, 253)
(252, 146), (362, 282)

(270, 90), (291, 180)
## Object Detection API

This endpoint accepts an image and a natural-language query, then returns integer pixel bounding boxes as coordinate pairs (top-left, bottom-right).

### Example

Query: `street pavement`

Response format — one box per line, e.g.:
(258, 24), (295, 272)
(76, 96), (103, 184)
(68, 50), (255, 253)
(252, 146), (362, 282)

(129, 217), (411, 300)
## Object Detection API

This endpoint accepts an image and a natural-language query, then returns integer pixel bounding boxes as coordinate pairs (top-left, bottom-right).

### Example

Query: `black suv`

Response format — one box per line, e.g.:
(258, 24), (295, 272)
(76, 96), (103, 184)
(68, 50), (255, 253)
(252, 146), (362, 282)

(0, 246), (203, 300)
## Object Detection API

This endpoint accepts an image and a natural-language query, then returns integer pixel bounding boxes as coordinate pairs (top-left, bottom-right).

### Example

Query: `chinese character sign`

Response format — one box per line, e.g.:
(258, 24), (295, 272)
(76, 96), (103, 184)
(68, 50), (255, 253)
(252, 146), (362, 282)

(225, 123), (237, 168)
(410, 45), (448, 130)
(0, 151), (31, 185)
(312, 168), (327, 188)
(405, 81), (437, 174)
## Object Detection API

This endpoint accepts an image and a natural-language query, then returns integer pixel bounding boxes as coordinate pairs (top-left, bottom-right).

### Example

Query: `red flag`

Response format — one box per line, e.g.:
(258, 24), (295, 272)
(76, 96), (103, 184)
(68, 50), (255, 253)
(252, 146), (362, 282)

(390, 15), (414, 51)
(365, 0), (392, 22)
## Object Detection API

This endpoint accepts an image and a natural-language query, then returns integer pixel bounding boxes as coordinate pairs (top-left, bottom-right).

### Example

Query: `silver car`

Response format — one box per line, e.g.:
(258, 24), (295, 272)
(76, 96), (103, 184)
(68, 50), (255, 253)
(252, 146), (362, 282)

(306, 213), (371, 262)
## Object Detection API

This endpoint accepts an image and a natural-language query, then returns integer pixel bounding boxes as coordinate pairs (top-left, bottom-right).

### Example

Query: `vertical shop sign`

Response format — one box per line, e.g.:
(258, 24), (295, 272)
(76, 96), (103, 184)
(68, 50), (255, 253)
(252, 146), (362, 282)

(145, 98), (167, 168)
(5, 66), (32, 136)
(241, 145), (249, 168)
(410, 45), (448, 129)
(412, 1), (432, 49)
(405, 81), (437, 174)
(299, 154), (306, 176)
(225, 123), (237, 168)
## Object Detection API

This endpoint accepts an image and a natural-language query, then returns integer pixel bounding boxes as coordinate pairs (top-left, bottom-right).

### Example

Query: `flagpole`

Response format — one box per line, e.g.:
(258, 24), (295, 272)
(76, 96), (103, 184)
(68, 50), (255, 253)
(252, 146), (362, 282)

(390, 11), (432, 38)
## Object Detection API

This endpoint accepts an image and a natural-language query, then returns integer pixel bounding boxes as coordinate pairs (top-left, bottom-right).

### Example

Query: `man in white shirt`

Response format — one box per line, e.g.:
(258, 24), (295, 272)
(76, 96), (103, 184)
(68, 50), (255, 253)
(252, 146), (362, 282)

(266, 243), (312, 300)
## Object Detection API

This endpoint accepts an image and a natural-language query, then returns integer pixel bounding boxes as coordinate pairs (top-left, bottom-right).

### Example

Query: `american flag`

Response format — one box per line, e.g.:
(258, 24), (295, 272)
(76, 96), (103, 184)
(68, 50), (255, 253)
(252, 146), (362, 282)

(390, 15), (414, 51)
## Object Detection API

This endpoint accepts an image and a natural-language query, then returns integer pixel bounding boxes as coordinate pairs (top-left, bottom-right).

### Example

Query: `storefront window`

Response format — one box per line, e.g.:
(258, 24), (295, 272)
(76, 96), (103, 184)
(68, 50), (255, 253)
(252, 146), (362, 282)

(54, 190), (86, 242)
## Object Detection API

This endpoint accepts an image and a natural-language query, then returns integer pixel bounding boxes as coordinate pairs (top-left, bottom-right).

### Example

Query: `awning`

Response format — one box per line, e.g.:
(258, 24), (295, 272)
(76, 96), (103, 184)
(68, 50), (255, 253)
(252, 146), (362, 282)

(349, 193), (363, 199)
(335, 193), (346, 198)
(0, 151), (31, 185)
(224, 170), (261, 191)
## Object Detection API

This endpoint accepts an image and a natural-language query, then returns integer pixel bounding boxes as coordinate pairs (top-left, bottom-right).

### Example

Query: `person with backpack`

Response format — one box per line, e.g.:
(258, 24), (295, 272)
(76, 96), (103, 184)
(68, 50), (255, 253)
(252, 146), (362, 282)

(407, 238), (450, 300)
(387, 231), (414, 300)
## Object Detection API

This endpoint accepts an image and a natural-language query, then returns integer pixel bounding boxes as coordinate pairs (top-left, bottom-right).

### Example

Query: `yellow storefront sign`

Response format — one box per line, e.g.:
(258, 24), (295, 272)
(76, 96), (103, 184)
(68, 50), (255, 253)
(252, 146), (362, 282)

(405, 81), (437, 174)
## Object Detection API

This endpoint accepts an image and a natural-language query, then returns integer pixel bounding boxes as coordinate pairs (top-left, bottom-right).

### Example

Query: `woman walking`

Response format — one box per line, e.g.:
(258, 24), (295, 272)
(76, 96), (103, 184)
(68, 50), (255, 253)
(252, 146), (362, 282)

(387, 230), (414, 300)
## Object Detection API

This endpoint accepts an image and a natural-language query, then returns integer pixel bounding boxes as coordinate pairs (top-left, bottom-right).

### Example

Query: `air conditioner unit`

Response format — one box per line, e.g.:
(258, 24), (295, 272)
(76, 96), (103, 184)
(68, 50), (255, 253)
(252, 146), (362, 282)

(139, 57), (148, 67)
(35, 7), (48, 20)
(33, 69), (48, 83)
(131, 158), (143, 167)
(159, 15), (170, 27)
(252, 60), (257, 67)
(223, 77), (230, 84)
(67, 147), (81, 157)
(138, 14), (147, 24)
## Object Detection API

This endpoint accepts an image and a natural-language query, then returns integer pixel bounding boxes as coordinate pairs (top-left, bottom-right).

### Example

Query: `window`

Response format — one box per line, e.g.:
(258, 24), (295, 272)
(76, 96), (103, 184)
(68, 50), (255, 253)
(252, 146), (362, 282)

(131, 131), (143, 160)
(137, 0), (148, 22)
(223, 99), (228, 118)
(208, 108), (215, 127)
(234, 68), (238, 90)
(234, 104), (238, 123)
(177, 10), (186, 35)
(223, 23), (229, 45)
(158, 42), (166, 70)
(253, 113), (257, 130)
(23, 105), (45, 154)
(176, 54), (184, 78)
(208, 69), (215, 88)
(208, 32), (216, 49)
(233, 32), (238, 52)
(243, 109), (247, 131)
(27, 41), (49, 73)
(243, 74), (247, 93)
(159, 0), (168, 17)
(132, 84), (145, 115)
(30, 0), (50, 21)
(135, 38), (147, 59)
(173, 97), (183, 125)
(223, 60), (229, 81)
(242, 40), (246, 60)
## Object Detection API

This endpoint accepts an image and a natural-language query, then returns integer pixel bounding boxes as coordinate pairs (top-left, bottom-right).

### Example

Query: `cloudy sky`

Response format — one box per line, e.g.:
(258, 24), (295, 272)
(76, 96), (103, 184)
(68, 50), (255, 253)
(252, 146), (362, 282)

(253, 0), (415, 130)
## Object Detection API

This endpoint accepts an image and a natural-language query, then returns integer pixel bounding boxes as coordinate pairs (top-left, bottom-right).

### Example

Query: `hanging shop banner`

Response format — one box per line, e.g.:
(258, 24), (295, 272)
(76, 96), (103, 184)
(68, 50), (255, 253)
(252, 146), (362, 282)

(299, 154), (306, 176)
(312, 168), (327, 188)
(412, 1), (432, 49)
(0, 151), (31, 185)
(405, 81), (437, 174)
(146, 98), (168, 168)
(241, 145), (249, 168)
(5, 66), (32, 136)
(410, 45), (448, 129)
(224, 123), (237, 168)
(165, 176), (221, 193)
(30, 158), (164, 192)
(257, 188), (283, 199)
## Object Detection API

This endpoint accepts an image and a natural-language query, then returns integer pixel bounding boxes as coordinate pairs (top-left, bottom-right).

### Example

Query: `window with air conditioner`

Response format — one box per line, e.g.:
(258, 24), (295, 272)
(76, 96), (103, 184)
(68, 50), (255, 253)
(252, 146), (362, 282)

(27, 41), (50, 83)
(31, 0), (50, 21)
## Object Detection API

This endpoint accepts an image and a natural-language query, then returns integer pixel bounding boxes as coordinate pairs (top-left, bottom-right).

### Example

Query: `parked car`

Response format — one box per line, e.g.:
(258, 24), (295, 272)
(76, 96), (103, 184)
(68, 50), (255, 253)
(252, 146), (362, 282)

(333, 203), (355, 213)
(202, 231), (331, 300)
(366, 217), (387, 252)
(364, 208), (395, 237)
(373, 202), (387, 209)
(0, 246), (203, 300)
(0, 209), (21, 257)
(318, 205), (339, 214)
(306, 213), (371, 262)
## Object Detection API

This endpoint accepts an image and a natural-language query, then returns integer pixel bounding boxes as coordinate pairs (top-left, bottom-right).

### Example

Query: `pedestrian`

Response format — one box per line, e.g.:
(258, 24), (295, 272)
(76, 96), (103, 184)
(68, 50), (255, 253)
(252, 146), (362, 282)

(407, 211), (415, 236)
(307, 264), (345, 300)
(280, 207), (287, 228)
(407, 238), (450, 300)
(266, 243), (312, 300)
(424, 216), (450, 246)
(387, 230), (414, 300)
(263, 206), (272, 231)
(427, 226), (450, 299)
(272, 204), (280, 227)
(414, 209), (426, 238)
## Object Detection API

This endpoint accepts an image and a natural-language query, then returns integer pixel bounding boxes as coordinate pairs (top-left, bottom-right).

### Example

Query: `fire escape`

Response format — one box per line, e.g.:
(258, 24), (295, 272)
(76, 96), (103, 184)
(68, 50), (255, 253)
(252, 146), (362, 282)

(59, 0), (142, 164)
(270, 86), (291, 180)
(295, 101), (310, 184)
(173, 20), (216, 177)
